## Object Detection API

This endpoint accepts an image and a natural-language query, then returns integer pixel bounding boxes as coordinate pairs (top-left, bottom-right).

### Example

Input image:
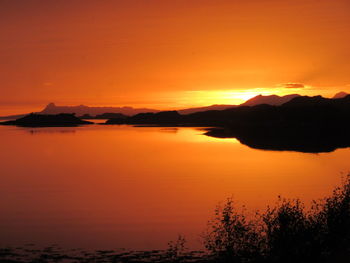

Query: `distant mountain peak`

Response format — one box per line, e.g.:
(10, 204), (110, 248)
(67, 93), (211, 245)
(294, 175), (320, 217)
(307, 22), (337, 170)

(178, 104), (237, 114)
(42, 102), (57, 112)
(333, 91), (349, 99)
(46, 102), (56, 108)
(39, 103), (159, 116)
(241, 94), (300, 106)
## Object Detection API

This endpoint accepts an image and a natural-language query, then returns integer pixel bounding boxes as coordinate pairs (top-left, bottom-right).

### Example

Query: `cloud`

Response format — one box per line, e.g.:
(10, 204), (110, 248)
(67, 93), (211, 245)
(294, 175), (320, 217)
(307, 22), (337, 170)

(280, 83), (305, 89)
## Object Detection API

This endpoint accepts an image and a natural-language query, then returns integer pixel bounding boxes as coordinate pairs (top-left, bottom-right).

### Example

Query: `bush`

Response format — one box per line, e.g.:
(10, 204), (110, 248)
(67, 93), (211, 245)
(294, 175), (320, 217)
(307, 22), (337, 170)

(166, 235), (187, 262)
(203, 175), (350, 263)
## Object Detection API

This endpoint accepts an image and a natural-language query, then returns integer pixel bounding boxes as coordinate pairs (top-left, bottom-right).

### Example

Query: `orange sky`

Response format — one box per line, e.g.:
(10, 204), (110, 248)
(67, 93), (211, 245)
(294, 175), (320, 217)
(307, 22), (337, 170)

(1, 0), (350, 115)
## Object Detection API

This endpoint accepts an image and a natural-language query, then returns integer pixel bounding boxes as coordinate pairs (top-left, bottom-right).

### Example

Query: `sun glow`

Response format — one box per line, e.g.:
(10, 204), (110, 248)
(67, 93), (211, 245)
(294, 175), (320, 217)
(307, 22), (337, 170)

(178, 87), (306, 107)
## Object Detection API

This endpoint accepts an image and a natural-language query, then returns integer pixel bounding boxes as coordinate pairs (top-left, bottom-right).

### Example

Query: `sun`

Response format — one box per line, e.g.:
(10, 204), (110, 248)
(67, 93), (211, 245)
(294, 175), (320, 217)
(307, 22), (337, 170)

(182, 89), (270, 107)
(228, 91), (261, 102)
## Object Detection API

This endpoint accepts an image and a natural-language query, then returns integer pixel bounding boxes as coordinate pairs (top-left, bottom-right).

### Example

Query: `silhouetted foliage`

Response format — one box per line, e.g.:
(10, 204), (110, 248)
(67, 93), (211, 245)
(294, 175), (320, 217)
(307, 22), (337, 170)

(203, 175), (350, 263)
(166, 235), (187, 262)
(203, 200), (263, 263)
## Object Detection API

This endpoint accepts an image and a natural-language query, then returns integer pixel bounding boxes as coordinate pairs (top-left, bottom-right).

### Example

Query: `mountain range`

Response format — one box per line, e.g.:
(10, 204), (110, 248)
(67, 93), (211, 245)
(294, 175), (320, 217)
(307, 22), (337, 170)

(104, 94), (350, 153)
(106, 94), (350, 125)
(333, 91), (349, 99)
(0, 92), (348, 119)
(41, 103), (160, 116)
(241, 94), (301, 106)
(2, 93), (350, 153)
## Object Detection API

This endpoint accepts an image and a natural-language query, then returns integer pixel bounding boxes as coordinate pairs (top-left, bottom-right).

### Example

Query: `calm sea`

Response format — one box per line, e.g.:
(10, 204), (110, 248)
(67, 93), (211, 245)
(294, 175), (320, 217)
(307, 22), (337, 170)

(0, 123), (349, 250)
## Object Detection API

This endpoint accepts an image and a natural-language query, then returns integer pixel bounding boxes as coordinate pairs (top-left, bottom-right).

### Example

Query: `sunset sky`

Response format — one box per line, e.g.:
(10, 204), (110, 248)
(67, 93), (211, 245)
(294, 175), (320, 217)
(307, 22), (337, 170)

(1, 0), (350, 115)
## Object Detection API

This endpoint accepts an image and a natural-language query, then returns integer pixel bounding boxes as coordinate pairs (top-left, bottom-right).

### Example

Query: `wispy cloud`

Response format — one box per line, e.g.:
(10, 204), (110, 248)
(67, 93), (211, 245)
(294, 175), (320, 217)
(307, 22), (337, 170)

(278, 83), (305, 89)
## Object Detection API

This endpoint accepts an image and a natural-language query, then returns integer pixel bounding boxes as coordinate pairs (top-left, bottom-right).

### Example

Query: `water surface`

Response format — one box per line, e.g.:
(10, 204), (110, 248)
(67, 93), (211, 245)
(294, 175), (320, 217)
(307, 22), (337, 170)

(0, 124), (349, 250)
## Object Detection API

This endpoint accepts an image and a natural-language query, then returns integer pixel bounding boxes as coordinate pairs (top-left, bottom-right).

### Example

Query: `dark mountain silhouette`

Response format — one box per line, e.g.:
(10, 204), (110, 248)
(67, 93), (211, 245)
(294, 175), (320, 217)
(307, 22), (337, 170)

(0, 104), (237, 120)
(199, 95), (350, 152)
(79, 113), (94, 119)
(0, 95), (298, 120)
(96, 113), (127, 119)
(106, 95), (350, 126)
(0, 103), (156, 120)
(40, 103), (160, 116)
(106, 111), (182, 125)
(1, 94), (350, 153)
(1, 92), (346, 120)
(80, 112), (127, 119)
(333, 91), (349, 99)
(241, 94), (300, 106)
(29, 103), (238, 117)
(178, 104), (237, 114)
(0, 113), (93, 127)
(105, 95), (350, 152)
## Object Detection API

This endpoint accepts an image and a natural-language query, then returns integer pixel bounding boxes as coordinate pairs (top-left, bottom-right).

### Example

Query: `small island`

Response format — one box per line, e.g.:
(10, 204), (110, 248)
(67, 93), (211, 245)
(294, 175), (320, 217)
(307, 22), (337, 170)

(0, 113), (93, 127)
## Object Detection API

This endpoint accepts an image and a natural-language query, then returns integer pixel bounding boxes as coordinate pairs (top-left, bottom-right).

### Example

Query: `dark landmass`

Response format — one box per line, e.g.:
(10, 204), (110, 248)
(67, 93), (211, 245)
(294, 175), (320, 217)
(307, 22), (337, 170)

(240, 94), (300, 106)
(0, 113), (93, 127)
(205, 127), (350, 153)
(40, 94), (300, 116)
(80, 112), (128, 119)
(333, 91), (349, 99)
(40, 102), (160, 116)
(0, 92), (343, 121)
(178, 104), (237, 114)
(1, 92), (350, 152)
(0, 93), (302, 120)
(106, 110), (183, 125)
(176, 94), (302, 114)
(106, 95), (350, 126)
(106, 95), (350, 153)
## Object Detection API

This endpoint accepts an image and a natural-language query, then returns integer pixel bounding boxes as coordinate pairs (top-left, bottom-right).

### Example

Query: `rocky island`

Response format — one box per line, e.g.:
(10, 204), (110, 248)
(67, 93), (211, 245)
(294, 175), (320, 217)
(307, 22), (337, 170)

(0, 113), (93, 127)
